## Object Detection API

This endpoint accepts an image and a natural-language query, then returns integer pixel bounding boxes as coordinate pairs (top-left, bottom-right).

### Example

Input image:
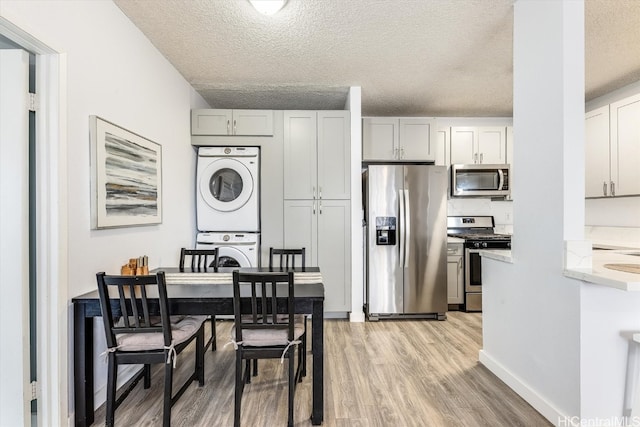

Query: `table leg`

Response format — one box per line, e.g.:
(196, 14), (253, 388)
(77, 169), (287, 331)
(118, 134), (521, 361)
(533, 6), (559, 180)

(73, 303), (94, 427)
(311, 300), (324, 425)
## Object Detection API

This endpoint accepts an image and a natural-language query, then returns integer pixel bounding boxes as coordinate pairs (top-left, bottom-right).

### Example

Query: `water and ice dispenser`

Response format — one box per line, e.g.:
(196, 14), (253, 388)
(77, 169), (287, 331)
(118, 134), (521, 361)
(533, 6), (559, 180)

(375, 216), (396, 245)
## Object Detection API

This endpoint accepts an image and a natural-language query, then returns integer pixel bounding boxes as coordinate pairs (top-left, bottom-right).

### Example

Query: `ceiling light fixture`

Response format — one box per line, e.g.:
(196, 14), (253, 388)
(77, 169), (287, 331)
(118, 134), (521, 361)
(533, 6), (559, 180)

(249, 0), (287, 16)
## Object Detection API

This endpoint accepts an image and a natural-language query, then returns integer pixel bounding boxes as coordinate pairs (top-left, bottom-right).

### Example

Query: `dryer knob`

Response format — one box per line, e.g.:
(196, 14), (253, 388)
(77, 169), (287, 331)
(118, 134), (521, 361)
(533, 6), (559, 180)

(223, 234), (230, 241)
(224, 147), (231, 154)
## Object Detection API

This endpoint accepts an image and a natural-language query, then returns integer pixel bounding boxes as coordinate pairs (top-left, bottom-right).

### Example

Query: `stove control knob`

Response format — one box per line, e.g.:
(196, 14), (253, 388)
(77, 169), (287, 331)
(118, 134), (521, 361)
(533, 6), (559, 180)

(507, 242), (511, 248)
(473, 242), (480, 248)
(482, 242), (488, 248)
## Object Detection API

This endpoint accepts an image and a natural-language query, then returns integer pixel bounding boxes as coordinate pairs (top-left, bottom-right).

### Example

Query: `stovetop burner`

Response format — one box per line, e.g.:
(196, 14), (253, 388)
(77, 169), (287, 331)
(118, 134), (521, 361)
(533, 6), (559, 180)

(449, 232), (511, 241)
(447, 216), (511, 249)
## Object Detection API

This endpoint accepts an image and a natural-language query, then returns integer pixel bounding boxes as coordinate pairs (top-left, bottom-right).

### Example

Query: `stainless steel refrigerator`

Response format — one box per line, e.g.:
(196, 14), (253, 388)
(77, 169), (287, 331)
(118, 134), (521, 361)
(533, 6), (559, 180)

(364, 164), (448, 320)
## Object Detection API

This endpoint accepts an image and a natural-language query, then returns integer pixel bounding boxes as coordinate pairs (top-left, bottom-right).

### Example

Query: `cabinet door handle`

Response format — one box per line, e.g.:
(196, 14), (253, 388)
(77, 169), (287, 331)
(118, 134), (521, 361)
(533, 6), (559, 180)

(480, 153), (483, 163)
(319, 186), (322, 199)
(401, 147), (405, 159)
(313, 202), (316, 215)
(319, 201), (322, 215)
(474, 153), (478, 164)
(227, 120), (230, 135)
(233, 119), (237, 135)
(611, 181), (615, 196)
(458, 258), (463, 272)
(603, 181), (608, 196)
(313, 186), (316, 199)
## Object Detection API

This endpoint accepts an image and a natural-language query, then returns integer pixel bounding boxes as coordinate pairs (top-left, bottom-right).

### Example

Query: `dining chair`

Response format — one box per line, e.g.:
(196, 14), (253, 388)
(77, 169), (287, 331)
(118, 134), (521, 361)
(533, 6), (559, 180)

(180, 247), (219, 351)
(230, 270), (305, 427)
(269, 247), (306, 270)
(265, 247), (307, 377)
(96, 271), (206, 427)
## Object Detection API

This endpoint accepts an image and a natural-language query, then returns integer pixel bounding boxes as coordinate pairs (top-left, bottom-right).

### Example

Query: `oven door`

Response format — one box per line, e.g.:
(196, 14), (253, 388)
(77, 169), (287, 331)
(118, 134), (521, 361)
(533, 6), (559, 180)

(465, 248), (483, 311)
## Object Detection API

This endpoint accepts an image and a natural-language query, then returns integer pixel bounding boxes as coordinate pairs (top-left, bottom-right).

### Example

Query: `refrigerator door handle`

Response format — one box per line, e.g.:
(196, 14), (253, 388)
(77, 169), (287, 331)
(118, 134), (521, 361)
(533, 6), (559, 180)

(404, 189), (411, 268)
(398, 188), (405, 267)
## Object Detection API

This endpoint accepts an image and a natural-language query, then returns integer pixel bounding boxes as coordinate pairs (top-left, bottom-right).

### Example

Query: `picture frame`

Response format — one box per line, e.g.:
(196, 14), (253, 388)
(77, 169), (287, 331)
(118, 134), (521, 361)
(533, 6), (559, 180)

(90, 116), (163, 229)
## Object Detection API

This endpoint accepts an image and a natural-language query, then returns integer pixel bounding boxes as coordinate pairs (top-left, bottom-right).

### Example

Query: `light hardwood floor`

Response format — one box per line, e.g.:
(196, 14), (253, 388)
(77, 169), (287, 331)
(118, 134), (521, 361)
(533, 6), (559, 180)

(91, 312), (551, 426)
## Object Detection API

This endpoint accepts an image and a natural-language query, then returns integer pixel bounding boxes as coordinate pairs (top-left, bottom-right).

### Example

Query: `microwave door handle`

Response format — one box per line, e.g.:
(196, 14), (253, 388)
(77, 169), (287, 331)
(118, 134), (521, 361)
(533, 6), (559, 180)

(404, 189), (411, 268)
(498, 169), (505, 190)
(398, 189), (405, 267)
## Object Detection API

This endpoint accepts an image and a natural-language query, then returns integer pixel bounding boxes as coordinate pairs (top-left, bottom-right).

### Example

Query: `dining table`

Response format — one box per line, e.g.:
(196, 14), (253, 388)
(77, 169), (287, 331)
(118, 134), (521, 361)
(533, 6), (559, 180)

(72, 267), (325, 426)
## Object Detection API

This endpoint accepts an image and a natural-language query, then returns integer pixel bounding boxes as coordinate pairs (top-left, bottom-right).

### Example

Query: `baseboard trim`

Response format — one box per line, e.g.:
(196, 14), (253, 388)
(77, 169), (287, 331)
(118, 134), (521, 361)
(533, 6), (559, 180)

(479, 350), (565, 425)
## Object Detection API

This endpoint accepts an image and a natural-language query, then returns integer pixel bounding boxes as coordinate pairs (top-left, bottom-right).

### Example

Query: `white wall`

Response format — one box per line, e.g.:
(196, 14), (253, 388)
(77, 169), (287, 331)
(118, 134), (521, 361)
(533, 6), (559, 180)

(480, 0), (584, 421)
(0, 0), (209, 416)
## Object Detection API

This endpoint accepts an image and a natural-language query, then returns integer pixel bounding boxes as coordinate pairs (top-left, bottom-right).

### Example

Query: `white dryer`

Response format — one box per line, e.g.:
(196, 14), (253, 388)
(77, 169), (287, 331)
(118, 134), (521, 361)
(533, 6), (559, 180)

(196, 146), (259, 232)
(196, 232), (259, 268)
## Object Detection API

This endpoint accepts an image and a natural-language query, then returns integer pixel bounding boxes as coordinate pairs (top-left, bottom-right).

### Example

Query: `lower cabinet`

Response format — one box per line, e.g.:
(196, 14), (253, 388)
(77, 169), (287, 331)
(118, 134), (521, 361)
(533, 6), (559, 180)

(447, 243), (464, 305)
(283, 199), (351, 312)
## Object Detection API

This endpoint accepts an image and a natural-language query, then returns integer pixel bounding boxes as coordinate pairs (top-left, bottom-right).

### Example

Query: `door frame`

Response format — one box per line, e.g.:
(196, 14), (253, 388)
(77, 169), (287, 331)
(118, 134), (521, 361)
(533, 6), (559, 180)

(0, 16), (69, 425)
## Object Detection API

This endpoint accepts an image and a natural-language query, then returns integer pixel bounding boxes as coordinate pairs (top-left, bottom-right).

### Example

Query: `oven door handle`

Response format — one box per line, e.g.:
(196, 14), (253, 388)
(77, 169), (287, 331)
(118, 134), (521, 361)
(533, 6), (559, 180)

(403, 189), (411, 268)
(398, 188), (406, 268)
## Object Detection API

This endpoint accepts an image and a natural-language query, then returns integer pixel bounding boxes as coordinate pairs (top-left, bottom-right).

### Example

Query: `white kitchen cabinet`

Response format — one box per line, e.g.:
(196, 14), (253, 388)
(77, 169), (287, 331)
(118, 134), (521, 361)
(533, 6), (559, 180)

(585, 105), (611, 197)
(433, 127), (449, 166)
(447, 242), (464, 305)
(450, 126), (507, 165)
(284, 111), (350, 200)
(610, 94), (640, 196)
(284, 199), (351, 312)
(585, 94), (640, 198)
(283, 110), (351, 313)
(191, 109), (274, 136)
(362, 117), (437, 161)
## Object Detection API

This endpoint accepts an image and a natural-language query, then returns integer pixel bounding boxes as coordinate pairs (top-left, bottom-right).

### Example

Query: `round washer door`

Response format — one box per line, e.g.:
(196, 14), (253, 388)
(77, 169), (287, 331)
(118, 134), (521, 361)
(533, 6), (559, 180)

(199, 158), (254, 212)
(216, 246), (252, 268)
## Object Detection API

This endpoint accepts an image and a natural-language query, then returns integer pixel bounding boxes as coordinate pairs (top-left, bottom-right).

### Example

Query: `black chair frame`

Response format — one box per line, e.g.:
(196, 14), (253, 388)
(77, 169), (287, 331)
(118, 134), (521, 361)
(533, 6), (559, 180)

(232, 271), (304, 427)
(180, 247), (219, 351)
(96, 272), (205, 427)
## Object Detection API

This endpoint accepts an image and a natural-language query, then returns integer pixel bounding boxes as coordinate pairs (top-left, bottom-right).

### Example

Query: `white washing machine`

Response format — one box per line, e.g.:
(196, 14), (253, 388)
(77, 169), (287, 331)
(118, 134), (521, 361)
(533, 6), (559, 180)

(196, 146), (259, 232)
(196, 232), (259, 268)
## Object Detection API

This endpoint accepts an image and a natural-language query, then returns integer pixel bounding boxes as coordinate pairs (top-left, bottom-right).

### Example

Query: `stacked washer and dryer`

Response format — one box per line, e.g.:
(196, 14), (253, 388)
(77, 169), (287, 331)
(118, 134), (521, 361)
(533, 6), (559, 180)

(196, 146), (260, 268)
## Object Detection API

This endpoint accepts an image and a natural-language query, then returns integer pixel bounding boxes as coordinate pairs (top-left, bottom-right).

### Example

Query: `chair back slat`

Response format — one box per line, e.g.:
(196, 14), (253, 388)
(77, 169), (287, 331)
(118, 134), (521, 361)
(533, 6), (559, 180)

(269, 248), (306, 270)
(179, 248), (219, 272)
(232, 271), (295, 343)
(96, 272), (172, 349)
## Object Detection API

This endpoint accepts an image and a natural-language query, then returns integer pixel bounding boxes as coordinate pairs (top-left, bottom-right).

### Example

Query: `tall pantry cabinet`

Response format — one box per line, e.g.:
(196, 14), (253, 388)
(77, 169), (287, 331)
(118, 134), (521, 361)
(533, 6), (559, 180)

(283, 111), (351, 312)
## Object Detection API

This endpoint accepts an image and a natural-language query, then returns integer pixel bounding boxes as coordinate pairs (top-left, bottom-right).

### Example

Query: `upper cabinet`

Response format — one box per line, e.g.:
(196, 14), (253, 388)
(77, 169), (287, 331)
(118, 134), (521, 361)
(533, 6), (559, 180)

(585, 105), (611, 197)
(610, 95), (640, 197)
(450, 126), (507, 165)
(362, 117), (437, 161)
(191, 109), (274, 136)
(586, 94), (640, 198)
(284, 111), (350, 200)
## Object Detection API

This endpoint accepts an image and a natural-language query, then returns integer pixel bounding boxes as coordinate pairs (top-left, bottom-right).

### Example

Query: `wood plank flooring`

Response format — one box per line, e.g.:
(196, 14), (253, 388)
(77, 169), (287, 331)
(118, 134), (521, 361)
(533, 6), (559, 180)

(91, 312), (551, 426)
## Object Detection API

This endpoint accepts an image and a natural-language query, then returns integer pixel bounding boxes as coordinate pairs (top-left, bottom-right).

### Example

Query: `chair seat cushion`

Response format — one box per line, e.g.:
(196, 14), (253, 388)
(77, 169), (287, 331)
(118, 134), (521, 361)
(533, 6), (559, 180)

(115, 315), (207, 352)
(232, 318), (305, 347)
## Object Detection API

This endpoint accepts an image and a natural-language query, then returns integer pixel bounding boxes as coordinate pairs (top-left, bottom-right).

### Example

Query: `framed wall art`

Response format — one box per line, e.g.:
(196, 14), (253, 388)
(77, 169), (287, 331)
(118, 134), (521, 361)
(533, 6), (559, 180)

(90, 116), (162, 229)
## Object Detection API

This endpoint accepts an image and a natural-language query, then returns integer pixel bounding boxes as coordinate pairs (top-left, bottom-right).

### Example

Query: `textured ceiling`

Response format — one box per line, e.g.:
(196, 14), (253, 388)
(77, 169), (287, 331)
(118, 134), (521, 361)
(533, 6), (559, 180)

(114, 0), (640, 117)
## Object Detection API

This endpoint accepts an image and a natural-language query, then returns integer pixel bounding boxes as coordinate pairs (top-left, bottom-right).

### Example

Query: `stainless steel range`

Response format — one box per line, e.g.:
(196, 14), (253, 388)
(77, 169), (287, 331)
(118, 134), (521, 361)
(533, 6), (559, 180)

(447, 216), (511, 312)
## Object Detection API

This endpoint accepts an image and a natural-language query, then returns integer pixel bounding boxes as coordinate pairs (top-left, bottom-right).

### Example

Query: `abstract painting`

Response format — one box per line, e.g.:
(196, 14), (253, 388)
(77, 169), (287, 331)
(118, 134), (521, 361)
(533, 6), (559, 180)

(90, 116), (162, 228)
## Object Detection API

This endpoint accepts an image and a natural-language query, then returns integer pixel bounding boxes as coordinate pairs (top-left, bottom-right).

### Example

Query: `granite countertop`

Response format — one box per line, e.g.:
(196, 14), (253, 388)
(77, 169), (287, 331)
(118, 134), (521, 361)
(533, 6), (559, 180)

(447, 236), (465, 244)
(480, 246), (640, 291)
(564, 249), (640, 291)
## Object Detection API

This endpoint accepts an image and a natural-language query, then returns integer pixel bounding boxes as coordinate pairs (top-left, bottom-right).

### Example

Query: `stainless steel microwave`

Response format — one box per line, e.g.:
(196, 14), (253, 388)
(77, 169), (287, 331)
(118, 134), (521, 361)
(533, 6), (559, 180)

(451, 164), (511, 197)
